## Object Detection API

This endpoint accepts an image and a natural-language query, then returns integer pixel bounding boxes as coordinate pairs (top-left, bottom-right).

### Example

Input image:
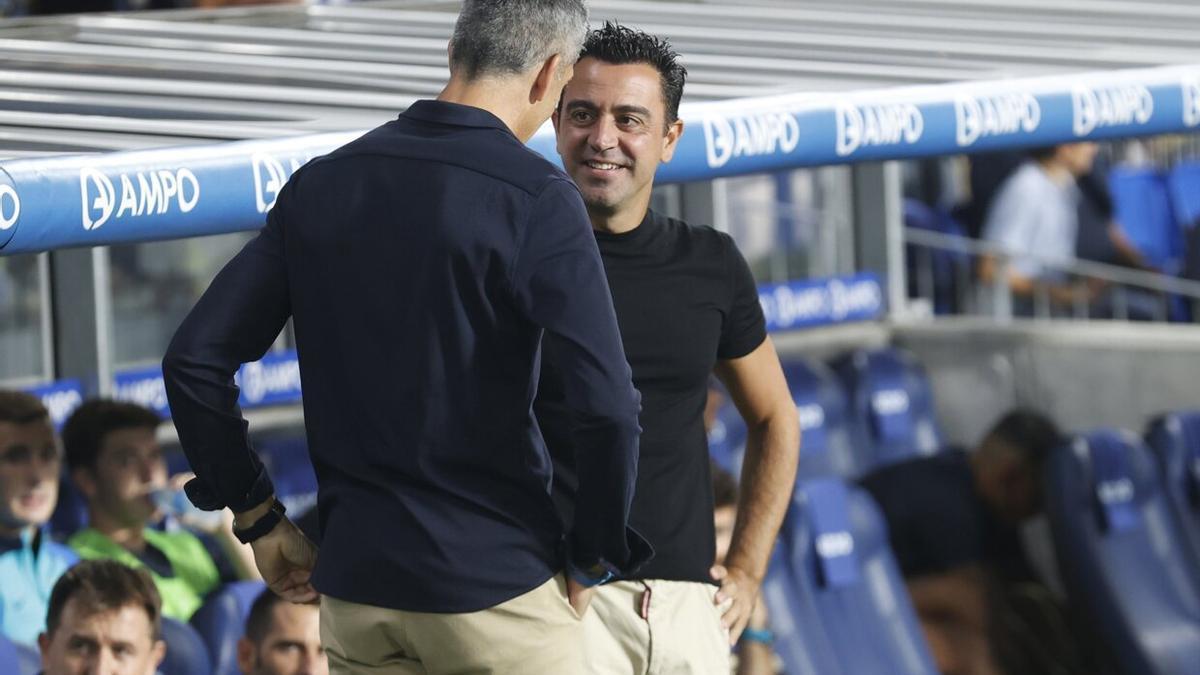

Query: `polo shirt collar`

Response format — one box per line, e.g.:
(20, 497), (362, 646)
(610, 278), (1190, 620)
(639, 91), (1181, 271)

(402, 100), (515, 136)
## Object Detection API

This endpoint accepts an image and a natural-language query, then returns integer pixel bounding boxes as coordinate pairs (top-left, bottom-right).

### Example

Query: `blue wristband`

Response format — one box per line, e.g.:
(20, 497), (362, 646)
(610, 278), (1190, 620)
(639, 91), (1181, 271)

(740, 627), (774, 645)
(567, 560), (618, 588)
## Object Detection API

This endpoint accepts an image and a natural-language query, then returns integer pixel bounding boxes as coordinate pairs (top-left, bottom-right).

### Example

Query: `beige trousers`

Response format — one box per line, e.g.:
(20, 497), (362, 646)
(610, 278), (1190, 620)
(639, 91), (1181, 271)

(320, 575), (584, 674)
(581, 579), (731, 675)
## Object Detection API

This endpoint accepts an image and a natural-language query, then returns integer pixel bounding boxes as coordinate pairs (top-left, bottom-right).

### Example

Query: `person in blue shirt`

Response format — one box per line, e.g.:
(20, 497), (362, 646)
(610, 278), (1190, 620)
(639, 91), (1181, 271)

(0, 389), (78, 647)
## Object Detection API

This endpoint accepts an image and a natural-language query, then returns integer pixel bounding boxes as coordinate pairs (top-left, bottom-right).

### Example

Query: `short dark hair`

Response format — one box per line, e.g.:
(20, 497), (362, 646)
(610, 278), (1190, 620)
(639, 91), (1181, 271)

(981, 409), (1063, 468)
(0, 389), (49, 425)
(62, 399), (160, 471)
(712, 461), (739, 510)
(243, 588), (285, 645)
(580, 22), (688, 125)
(46, 560), (162, 640)
(1027, 146), (1059, 162)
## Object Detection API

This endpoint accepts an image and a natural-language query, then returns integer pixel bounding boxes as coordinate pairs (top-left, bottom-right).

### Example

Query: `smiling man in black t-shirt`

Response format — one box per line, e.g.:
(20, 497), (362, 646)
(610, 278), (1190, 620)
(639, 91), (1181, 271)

(535, 23), (800, 674)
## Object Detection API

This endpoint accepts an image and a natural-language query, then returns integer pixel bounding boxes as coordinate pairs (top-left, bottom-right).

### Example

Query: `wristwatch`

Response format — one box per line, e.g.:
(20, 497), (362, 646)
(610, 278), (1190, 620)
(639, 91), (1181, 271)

(567, 560), (617, 588)
(233, 498), (287, 544)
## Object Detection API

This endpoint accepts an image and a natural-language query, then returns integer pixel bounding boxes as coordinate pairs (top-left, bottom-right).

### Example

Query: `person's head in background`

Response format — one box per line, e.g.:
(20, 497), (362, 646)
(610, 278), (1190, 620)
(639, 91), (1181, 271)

(0, 390), (60, 539)
(712, 461), (740, 565)
(970, 409), (1063, 526)
(442, 0), (588, 142)
(62, 400), (166, 534)
(553, 22), (687, 230)
(39, 560), (165, 675)
(1030, 142), (1099, 181)
(238, 589), (327, 675)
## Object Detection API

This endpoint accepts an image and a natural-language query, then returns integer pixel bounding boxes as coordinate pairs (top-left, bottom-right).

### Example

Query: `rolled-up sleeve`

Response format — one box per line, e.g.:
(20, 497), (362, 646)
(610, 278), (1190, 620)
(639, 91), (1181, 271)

(161, 186), (294, 513)
(509, 178), (652, 575)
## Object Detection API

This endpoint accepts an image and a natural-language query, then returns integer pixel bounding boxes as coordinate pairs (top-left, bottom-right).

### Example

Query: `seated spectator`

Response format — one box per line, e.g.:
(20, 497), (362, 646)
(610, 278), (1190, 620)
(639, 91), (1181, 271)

(238, 589), (327, 675)
(859, 410), (1092, 675)
(713, 462), (776, 675)
(62, 399), (258, 622)
(38, 559), (165, 675)
(978, 144), (1100, 315)
(0, 390), (78, 647)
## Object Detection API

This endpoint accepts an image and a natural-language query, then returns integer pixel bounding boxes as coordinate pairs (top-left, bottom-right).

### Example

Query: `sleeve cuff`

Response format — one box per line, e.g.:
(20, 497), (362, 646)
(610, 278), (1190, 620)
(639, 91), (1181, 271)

(183, 467), (275, 513)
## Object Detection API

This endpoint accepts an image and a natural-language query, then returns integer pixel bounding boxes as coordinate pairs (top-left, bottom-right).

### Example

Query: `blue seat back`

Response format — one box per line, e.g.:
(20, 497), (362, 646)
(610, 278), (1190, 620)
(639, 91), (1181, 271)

(760, 544), (844, 675)
(256, 435), (318, 515)
(1044, 430), (1200, 675)
(190, 581), (267, 675)
(1167, 161), (1200, 230)
(1146, 412), (1200, 571)
(49, 467), (88, 538)
(783, 358), (866, 480)
(160, 617), (213, 675)
(1109, 168), (1184, 272)
(833, 348), (942, 471)
(780, 478), (937, 674)
(709, 396), (748, 476)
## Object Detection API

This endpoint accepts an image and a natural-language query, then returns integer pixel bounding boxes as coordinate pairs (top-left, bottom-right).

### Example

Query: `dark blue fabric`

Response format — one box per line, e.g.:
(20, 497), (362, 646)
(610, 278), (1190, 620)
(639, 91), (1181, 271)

(804, 479), (859, 588)
(1089, 432), (1141, 533)
(1109, 168), (1183, 272)
(1045, 430), (1200, 675)
(190, 581), (265, 675)
(163, 100), (649, 612)
(160, 618), (213, 675)
(1146, 412), (1200, 573)
(1168, 162), (1200, 230)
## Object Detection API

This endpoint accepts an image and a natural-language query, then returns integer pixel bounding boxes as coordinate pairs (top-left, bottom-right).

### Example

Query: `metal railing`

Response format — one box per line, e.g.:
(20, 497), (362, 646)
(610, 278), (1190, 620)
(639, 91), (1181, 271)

(903, 227), (1200, 322)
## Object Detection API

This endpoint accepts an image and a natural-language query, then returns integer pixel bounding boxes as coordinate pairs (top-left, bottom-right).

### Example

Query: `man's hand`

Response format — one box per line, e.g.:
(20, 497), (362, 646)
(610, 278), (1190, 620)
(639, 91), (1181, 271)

(565, 576), (597, 618)
(249, 517), (319, 604)
(712, 564), (761, 645)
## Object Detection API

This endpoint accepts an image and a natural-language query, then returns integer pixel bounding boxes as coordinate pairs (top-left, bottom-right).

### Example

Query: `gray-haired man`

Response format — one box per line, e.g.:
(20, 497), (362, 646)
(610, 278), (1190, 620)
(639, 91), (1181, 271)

(162, 1), (650, 673)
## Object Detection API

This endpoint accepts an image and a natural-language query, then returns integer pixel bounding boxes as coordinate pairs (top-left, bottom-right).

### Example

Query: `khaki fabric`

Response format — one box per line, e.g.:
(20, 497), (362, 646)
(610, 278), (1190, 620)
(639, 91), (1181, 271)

(582, 579), (731, 675)
(320, 575), (584, 674)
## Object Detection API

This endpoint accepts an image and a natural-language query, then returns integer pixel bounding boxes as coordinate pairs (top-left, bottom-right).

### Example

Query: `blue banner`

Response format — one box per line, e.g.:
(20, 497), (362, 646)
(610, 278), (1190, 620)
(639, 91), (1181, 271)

(25, 379), (85, 429)
(2, 64), (1198, 256)
(758, 273), (884, 332)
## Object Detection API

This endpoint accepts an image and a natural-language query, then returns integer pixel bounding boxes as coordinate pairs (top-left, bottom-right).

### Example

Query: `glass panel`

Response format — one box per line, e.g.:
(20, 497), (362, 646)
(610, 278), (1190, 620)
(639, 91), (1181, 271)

(0, 252), (47, 381)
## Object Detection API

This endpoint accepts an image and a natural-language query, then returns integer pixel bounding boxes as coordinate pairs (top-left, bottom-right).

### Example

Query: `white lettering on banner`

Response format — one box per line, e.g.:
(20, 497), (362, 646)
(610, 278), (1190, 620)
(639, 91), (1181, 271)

(253, 152), (314, 213)
(955, 93), (1041, 147)
(238, 358), (302, 405)
(1071, 84), (1154, 136)
(815, 531), (855, 558)
(1098, 478), (1135, 505)
(797, 403), (825, 431)
(872, 390), (909, 416)
(835, 103), (924, 157)
(114, 376), (168, 413)
(41, 389), (83, 427)
(703, 112), (800, 169)
(0, 184), (18, 231)
(80, 167), (200, 231)
(1183, 76), (1200, 128)
(759, 277), (883, 329)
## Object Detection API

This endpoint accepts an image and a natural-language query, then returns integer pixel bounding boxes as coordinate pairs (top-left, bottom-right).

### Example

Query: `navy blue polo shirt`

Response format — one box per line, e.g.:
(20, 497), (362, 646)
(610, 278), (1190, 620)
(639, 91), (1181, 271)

(163, 100), (648, 612)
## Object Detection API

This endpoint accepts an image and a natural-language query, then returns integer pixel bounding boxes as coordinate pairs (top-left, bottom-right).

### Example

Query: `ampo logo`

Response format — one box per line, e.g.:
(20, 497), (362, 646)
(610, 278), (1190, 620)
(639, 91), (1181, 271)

(80, 167), (200, 231)
(797, 403), (825, 431)
(1097, 478), (1135, 505)
(1071, 84), (1154, 137)
(0, 183), (18, 231)
(955, 93), (1041, 147)
(835, 102), (924, 157)
(815, 531), (855, 558)
(703, 112), (800, 169)
(871, 389), (910, 416)
(1183, 76), (1200, 128)
(253, 152), (315, 213)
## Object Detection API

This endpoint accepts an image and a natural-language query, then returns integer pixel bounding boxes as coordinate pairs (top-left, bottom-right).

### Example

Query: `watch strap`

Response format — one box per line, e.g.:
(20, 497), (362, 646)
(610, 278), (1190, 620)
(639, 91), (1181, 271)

(233, 499), (286, 544)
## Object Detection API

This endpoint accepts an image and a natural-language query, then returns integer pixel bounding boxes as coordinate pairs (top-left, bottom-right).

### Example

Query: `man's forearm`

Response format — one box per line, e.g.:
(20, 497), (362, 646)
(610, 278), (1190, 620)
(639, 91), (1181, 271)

(725, 409), (800, 580)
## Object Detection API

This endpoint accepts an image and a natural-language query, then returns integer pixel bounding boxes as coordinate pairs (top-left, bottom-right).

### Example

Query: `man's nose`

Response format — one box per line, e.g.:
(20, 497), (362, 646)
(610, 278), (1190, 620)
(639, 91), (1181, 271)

(588, 116), (618, 152)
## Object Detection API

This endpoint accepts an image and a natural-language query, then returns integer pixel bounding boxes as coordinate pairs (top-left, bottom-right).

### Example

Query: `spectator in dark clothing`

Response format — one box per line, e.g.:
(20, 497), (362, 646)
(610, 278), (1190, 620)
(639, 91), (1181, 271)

(860, 410), (1092, 675)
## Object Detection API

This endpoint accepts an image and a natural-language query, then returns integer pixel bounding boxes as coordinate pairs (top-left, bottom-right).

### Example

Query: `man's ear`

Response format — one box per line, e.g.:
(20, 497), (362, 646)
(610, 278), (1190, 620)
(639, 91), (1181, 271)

(660, 119), (686, 163)
(151, 639), (167, 668)
(236, 637), (256, 674)
(530, 53), (564, 105)
(37, 632), (50, 660)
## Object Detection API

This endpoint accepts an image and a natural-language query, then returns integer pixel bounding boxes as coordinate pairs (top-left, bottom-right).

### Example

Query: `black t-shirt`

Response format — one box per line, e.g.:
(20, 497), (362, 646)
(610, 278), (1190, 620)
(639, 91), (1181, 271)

(858, 450), (1031, 581)
(535, 209), (766, 583)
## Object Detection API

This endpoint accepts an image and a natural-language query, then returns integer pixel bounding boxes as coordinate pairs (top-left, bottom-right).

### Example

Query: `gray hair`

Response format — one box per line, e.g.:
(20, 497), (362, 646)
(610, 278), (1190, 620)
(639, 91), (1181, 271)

(449, 0), (588, 80)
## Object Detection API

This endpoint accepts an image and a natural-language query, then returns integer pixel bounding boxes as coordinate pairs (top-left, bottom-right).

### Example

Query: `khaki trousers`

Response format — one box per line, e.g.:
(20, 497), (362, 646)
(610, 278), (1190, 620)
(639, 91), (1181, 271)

(581, 579), (731, 675)
(320, 575), (584, 674)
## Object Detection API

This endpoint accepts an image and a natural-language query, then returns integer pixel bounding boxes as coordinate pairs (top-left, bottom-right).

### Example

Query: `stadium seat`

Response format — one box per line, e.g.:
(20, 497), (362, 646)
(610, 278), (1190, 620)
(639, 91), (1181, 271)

(759, 544), (843, 675)
(49, 467), (88, 537)
(778, 478), (938, 674)
(256, 435), (318, 516)
(1109, 168), (1184, 272)
(1146, 412), (1200, 570)
(1044, 429), (1200, 675)
(160, 617), (213, 675)
(831, 347), (943, 471)
(1167, 161), (1200, 231)
(782, 358), (867, 479)
(190, 581), (266, 675)
(903, 199), (970, 315)
(709, 395), (748, 476)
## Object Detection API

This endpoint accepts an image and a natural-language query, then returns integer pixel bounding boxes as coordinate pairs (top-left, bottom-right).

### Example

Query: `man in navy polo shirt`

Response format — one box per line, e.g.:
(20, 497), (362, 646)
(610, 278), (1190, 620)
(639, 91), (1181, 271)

(162, 1), (649, 672)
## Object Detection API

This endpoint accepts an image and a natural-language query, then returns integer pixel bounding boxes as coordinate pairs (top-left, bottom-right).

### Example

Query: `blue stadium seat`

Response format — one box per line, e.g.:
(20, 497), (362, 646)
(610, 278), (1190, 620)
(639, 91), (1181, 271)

(1109, 168), (1184, 272)
(759, 544), (843, 675)
(160, 617), (213, 675)
(256, 435), (318, 516)
(190, 581), (266, 675)
(708, 395), (748, 476)
(49, 468), (88, 537)
(1167, 161), (1200, 230)
(782, 358), (867, 480)
(14, 640), (38, 675)
(1146, 412), (1200, 571)
(1044, 430), (1200, 675)
(832, 347), (943, 471)
(778, 478), (938, 674)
